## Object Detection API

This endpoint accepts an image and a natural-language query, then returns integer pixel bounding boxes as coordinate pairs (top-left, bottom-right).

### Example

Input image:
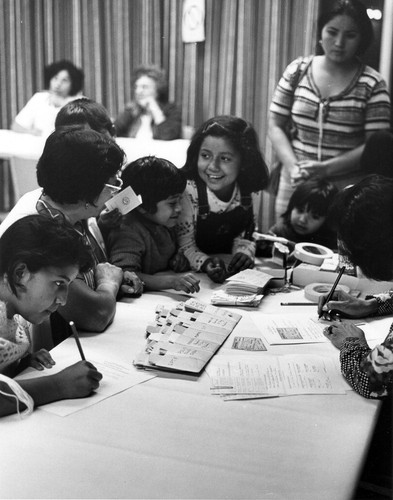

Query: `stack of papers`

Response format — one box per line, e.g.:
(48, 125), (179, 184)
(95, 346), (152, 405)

(134, 299), (242, 374)
(211, 269), (278, 307)
(206, 354), (347, 401)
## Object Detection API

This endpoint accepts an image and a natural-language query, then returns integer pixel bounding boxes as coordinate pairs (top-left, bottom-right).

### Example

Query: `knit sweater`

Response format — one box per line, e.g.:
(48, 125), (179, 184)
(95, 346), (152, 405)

(106, 211), (177, 274)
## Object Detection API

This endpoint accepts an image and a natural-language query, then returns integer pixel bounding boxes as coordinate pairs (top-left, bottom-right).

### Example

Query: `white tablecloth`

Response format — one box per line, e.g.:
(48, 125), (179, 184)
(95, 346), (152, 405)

(0, 277), (382, 500)
(0, 129), (189, 167)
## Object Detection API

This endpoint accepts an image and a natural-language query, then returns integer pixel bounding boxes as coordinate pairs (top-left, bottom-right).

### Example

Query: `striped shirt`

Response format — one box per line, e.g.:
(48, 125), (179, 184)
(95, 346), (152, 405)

(270, 55), (391, 163)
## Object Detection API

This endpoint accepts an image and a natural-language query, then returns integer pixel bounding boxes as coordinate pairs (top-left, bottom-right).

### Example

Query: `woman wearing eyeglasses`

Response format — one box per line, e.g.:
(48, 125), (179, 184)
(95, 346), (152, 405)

(0, 128), (141, 345)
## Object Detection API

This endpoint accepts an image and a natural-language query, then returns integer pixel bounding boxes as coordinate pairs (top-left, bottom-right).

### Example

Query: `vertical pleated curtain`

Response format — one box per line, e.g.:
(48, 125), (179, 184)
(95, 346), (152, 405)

(0, 0), (317, 228)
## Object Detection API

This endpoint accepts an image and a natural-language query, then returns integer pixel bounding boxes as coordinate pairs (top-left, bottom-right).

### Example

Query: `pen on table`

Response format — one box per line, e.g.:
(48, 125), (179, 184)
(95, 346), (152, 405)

(281, 302), (316, 306)
(318, 266), (346, 319)
(69, 321), (86, 361)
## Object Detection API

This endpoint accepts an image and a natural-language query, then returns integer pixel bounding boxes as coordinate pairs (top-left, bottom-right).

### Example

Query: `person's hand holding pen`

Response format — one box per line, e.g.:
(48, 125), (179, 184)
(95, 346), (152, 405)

(57, 321), (104, 399)
(317, 289), (379, 320)
(323, 321), (367, 350)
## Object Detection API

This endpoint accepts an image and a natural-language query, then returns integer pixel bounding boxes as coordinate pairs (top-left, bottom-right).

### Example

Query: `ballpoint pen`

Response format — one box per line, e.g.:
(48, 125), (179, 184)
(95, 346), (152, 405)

(318, 266), (346, 319)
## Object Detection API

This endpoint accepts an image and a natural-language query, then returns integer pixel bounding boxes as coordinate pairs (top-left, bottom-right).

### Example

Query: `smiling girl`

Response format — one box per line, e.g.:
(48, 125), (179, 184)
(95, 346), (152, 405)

(0, 215), (103, 417)
(177, 115), (269, 283)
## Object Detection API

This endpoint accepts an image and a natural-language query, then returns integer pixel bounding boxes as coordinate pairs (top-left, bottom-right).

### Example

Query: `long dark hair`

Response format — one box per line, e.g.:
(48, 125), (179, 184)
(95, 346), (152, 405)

(316, 0), (373, 56)
(181, 115), (269, 194)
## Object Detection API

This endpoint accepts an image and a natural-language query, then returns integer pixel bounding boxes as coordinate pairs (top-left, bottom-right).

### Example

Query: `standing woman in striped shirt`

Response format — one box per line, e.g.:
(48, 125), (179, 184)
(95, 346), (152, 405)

(269, 0), (391, 219)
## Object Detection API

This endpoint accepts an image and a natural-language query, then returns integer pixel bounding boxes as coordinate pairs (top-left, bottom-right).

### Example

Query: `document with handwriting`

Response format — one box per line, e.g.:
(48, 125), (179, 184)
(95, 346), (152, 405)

(17, 349), (156, 416)
(206, 354), (347, 400)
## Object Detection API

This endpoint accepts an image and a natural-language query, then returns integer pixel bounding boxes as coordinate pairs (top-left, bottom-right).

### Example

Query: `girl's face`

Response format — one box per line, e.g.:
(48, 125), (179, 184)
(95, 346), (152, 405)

(49, 70), (72, 98)
(290, 206), (326, 236)
(141, 193), (182, 228)
(10, 264), (79, 324)
(197, 136), (241, 202)
(134, 75), (157, 105)
(320, 14), (362, 64)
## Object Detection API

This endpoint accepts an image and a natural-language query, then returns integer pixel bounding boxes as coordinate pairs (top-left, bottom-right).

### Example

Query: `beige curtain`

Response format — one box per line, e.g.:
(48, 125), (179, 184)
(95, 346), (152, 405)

(0, 0), (317, 228)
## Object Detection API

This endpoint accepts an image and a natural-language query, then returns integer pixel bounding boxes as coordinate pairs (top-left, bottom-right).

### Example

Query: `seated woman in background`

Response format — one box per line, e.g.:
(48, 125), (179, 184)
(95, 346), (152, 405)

(259, 178), (338, 258)
(0, 128), (136, 344)
(0, 215), (102, 418)
(11, 60), (84, 137)
(318, 175), (393, 398)
(268, 0), (391, 218)
(105, 156), (200, 294)
(177, 115), (269, 283)
(114, 65), (182, 140)
(55, 97), (116, 138)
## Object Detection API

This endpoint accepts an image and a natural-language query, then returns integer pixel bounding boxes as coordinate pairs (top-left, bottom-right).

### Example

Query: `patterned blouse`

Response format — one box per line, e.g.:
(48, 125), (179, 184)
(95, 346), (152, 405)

(340, 291), (393, 398)
(0, 301), (31, 376)
(176, 180), (256, 271)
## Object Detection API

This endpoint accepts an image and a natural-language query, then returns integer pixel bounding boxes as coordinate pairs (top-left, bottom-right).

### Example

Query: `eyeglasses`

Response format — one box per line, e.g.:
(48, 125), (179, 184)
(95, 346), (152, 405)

(104, 176), (123, 194)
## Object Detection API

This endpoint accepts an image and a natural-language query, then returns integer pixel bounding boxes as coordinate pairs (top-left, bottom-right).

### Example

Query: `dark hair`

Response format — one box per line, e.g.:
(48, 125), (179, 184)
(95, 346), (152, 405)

(181, 115), (269, 194)
(330, 175), (393, 280)
(282, 178), (339, 222)
(55, 98), (116, 137)
(121, 156), (186, 214)
(0, 215), (93, 295)
(37, 128), (125, 205)
(317, 0), (373, 56)
(44, 60), (84, 95)
(132, 65), (169, 103)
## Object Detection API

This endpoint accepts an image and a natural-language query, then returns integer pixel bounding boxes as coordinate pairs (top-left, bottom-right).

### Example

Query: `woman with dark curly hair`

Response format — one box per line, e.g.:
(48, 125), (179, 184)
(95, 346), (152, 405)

(0, 127), (135, 343)
(114, 65), (182, 140)
(11, 59), (84, 137)
(176, 115), (269, 283)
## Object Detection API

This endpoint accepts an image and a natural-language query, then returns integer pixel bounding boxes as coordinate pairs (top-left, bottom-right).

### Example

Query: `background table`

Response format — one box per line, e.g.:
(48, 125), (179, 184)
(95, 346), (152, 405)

(0, 276), (382, 500)
(0, 130), (190, 210)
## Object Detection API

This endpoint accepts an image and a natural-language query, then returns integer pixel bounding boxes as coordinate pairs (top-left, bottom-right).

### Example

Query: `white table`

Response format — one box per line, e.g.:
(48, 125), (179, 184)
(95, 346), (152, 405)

(0, 130), (189, 210)
(0, 277), (382, 500)
(0, 129), (189, 167)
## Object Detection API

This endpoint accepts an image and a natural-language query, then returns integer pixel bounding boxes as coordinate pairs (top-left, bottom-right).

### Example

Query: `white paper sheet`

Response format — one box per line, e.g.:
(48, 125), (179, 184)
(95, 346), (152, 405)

(206, 354), (347, 400)
(17, 348), (155, 416)
(253, 314), (328, 344)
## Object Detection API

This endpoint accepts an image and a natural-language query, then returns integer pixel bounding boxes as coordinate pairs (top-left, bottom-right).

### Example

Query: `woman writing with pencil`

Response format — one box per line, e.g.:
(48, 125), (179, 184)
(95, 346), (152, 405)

(0, 215), (102, 417)
(318, 176), (393, 399)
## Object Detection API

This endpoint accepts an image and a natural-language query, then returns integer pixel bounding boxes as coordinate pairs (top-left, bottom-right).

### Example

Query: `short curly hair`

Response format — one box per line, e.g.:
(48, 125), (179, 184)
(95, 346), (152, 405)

(181, 115), (269, 194)
(0, 214), (93, 296)
(37, 128), (125, 205)
(44, 60), (84, 95)
(55, 98), (116, 137)
(132, 65), (169, 103)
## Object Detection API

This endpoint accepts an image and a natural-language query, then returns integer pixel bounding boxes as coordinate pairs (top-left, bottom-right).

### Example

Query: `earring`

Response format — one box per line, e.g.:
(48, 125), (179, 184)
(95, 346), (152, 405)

(319, 39), (323, 45)
(85, 202), (90, 209)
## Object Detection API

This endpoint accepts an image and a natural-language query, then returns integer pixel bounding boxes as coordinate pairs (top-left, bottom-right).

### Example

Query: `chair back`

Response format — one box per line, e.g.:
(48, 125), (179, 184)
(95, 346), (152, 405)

(9, 156), (39, 200)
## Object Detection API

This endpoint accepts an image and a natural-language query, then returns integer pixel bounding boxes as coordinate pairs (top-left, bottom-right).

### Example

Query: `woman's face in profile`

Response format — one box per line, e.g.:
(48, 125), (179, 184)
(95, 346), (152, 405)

(320, 14), (361, 64)
(134, 75), (157, 105)
(49, 70), (72, 98)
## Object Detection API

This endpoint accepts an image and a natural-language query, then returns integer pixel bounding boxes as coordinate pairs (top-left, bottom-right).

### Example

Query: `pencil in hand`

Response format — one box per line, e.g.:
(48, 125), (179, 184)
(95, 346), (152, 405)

(69, 321), (86, 361)
(318, 266), (346, 319)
